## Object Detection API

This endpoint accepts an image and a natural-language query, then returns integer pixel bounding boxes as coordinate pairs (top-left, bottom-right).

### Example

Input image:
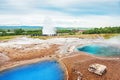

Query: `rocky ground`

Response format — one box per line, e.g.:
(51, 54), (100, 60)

(0, 36), (120, 80)
(62, 53), (120, 80)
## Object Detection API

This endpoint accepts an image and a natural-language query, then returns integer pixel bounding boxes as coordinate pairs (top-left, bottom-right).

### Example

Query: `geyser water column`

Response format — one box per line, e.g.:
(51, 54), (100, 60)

(42, 17), (56, 36)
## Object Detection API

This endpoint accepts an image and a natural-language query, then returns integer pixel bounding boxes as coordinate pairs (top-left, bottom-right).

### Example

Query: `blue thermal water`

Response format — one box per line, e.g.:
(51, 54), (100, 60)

(0, 60), (65, 80)
(77, 44), (120, 57)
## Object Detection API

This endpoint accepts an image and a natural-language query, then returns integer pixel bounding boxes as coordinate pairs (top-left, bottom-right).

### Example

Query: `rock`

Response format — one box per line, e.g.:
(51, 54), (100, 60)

(77, 76), (82, 80)
(72, 68), (83, 80)
(76, 71), (83, 80)
(88, 63), (107, 75)
(68, 46), (75, 53)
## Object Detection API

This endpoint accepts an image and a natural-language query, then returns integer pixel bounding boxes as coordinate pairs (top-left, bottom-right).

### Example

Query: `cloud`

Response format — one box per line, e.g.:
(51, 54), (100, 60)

(0, 14), (120, 27)
(0, 0), (120, 15)
(0, 0), (120, 27)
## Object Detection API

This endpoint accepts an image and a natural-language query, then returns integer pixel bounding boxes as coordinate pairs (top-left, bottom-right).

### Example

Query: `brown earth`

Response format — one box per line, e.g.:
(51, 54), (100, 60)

(0, 44), (60, 72)
(61, 52), (120, 80)
(0, 44), (120, 80)
(0, 44), (59, 61)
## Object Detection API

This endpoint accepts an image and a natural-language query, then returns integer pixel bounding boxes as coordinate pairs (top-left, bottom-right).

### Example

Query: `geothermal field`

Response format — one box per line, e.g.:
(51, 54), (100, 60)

(0, 36), (120, 80)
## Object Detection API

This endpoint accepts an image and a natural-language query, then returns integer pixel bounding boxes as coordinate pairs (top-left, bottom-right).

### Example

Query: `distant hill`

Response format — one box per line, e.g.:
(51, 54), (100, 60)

(0, 26), (90, 30)
(56, 27), (90, 30)
(0, 26), (42, 30)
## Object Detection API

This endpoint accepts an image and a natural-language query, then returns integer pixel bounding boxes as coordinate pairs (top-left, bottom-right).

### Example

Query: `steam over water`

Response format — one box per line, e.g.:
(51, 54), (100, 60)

(77, 36), (120, 57)
(0, 35), (120, 55)
(77, 44), (120, 57)
(106, 36), (120, 45)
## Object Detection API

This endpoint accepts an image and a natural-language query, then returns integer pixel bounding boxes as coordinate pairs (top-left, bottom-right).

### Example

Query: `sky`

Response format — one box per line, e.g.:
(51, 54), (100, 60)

(0, 0), (120, 27)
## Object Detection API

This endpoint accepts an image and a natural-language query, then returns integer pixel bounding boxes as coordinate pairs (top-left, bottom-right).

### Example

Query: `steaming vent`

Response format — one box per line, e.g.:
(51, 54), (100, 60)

(42, 17), (56, 36)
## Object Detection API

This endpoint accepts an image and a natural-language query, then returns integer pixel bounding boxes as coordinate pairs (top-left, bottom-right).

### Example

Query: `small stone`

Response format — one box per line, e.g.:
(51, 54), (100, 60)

(77, 76), (82, 80)
(88, 63), (107, 75)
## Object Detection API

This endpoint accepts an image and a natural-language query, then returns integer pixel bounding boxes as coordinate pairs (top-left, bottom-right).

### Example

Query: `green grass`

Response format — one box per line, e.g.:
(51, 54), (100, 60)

(0, 35), (22, 41)
(0, 34), (119, 41)
(31, 34), (120, 40)
(99, 34), (120, 39)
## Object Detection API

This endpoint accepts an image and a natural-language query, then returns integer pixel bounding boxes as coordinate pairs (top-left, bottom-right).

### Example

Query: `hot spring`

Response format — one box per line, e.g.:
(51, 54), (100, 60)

(77, 44), (120, 57)
(0, 60), (66, 80)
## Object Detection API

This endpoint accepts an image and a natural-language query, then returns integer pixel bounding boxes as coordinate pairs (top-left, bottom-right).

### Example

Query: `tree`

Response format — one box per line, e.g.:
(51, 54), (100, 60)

(14, 29), (25, 35)
(7, 29), (11, 32)
(83, 26), (120, 34)
(1, 31), (7, 36)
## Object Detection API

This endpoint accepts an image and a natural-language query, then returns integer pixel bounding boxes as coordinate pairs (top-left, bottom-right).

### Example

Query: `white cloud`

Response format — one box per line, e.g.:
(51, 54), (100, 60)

(0, 13), (120, 27)
(45, 0), (120, 8)
(0, 0), (120, 27)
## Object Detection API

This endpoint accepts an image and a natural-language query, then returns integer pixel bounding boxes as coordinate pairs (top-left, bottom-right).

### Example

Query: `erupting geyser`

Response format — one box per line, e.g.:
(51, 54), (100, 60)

(42, 17), (56, 36)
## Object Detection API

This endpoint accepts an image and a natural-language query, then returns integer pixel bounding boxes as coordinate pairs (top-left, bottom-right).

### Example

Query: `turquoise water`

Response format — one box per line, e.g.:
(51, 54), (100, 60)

(77, 44), (120, 57)
(0, 60), (65, 80)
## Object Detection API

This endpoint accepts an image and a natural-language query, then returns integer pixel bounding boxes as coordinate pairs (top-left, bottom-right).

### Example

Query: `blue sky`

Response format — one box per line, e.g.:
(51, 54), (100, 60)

(0, 0), (120, 27)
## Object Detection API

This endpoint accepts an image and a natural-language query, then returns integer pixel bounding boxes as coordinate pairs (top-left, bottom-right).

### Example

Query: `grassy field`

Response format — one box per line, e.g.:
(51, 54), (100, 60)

(99, 34), (120, 39)
(0, 34), (119, 41)
(0, 35), (23, 41)
(31, 34), (120, 40)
